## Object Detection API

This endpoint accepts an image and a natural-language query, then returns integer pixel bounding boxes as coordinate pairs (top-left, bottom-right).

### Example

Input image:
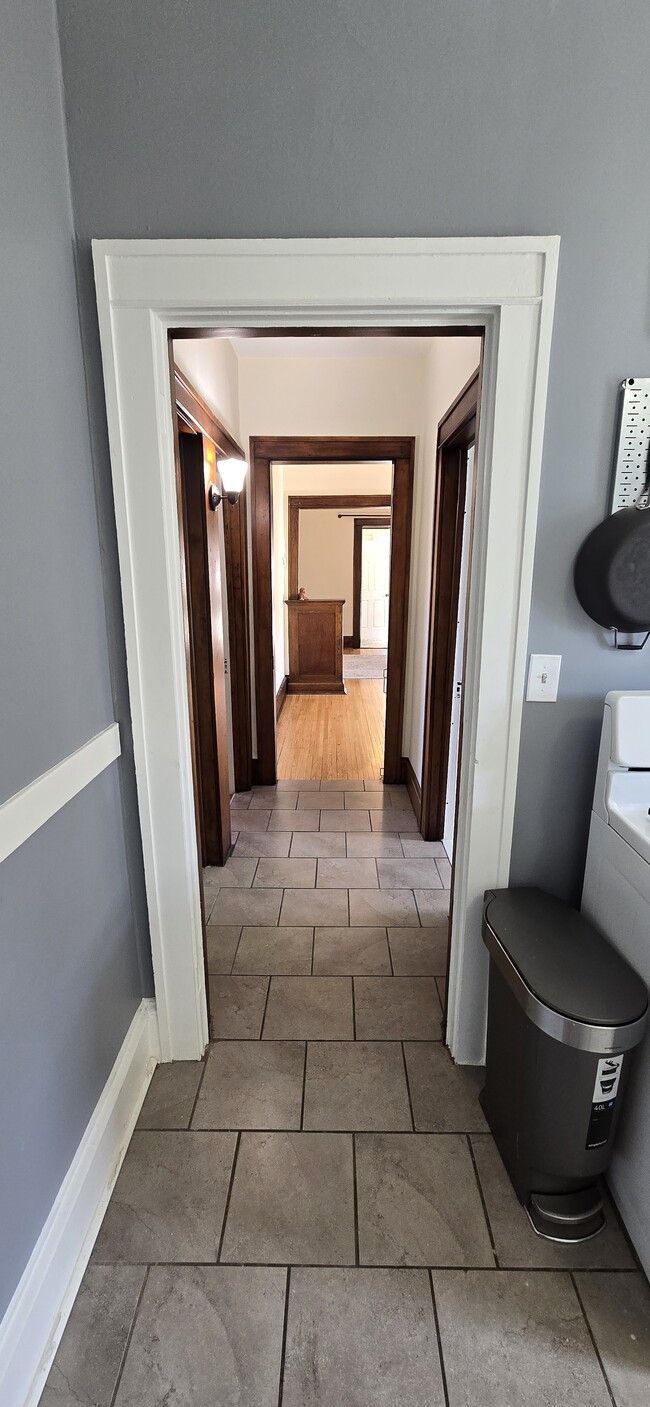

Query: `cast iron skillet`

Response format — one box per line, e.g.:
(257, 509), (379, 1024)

(574, 497), (650, 631)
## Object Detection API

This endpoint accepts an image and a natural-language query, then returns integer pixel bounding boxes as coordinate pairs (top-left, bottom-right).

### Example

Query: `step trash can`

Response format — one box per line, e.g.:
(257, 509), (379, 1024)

(481, 887), (648, 1242)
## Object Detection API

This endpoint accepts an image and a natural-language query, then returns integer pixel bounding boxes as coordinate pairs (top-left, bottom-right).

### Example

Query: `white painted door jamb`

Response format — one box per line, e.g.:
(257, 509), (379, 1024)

(92, 237), (559, 1064)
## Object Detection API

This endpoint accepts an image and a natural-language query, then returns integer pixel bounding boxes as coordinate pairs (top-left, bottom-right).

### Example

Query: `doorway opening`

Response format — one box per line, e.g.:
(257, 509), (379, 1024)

(94, 236), (559, 1063)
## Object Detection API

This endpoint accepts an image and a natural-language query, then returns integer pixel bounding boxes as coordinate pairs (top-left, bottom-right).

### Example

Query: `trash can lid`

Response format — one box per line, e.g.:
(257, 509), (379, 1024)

(483, 887), (648, 1028)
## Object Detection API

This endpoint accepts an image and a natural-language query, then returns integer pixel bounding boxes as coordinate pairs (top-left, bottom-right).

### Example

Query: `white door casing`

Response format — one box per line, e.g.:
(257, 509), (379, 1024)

(360, 528), (391, 648)
(92, 237), (559, 1064)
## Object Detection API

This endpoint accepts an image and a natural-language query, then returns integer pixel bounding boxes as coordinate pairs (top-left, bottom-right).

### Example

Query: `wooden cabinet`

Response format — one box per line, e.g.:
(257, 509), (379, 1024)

(286, 599), (346, 694)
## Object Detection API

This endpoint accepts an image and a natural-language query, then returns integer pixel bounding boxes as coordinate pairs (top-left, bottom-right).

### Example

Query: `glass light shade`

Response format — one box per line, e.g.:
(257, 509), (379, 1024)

(218, 457), (248, 498)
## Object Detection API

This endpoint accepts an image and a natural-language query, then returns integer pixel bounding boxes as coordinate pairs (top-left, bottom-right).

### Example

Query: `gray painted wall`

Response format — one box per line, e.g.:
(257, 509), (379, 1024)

(55, 0), (650, 904)
(0, 0), (149, 1319)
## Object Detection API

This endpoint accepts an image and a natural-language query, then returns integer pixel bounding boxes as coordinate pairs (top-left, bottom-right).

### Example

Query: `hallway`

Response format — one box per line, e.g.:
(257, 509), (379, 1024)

(277, 679), (386, 780)
(44, 780), (648, 1405)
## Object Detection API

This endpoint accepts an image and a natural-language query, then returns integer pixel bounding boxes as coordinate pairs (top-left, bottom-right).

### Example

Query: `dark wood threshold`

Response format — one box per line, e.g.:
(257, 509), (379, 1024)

(276, 675), (288, 720)
(402, 756), (422, 824)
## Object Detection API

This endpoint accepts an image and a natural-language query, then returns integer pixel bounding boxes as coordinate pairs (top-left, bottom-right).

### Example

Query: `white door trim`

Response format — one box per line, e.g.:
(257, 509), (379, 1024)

(92, 237), (559, 1063)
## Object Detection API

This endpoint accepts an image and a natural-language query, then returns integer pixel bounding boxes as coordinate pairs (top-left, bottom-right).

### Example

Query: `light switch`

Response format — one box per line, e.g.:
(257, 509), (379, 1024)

(526, 654), (561, 702)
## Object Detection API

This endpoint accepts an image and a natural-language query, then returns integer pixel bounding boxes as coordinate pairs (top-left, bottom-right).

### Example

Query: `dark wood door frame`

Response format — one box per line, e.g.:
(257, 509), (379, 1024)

(352, 517), (392, 650)
(251, 437), (415, 785)
(174, 364), (253, 793)
(287, 493), (391, 603)
(177, 431), (232, 866)
(420, 369), (480, 841)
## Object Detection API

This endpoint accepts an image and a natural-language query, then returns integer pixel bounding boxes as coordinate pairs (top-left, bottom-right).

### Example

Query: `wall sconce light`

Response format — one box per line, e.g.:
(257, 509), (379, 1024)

(208, 457), (248, 511)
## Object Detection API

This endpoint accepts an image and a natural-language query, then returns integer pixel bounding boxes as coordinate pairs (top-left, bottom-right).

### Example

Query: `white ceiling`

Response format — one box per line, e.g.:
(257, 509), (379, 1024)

(229, 335), (438, 360)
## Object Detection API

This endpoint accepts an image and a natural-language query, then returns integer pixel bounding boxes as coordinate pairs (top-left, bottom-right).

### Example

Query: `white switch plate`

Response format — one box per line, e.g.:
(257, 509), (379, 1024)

(526, 654), (562, 701)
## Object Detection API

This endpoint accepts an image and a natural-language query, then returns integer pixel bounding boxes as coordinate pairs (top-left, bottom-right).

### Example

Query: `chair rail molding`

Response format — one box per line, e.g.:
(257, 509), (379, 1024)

(92, 235), (560, 1065)
(0, 724), (121, 865)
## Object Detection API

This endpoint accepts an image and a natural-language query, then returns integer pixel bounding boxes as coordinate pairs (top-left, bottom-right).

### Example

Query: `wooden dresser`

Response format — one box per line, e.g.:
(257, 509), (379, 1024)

(286, 599), (346, 694)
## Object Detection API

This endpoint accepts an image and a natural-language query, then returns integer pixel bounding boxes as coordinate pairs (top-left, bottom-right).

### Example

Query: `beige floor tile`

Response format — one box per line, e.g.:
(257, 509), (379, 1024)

(280, 888), (348, 926)
(282, 1268), (444, 1407)
(93, 1132), (236, 1263)
(345, 791), (388, 809)
(317, 858), (378, 888)
(346, 833), (403, 857)
(320, 810), (371, 832)
(349, 888), (419, 927)
(354, 976), (443, 1040)
(356, 1133), (494, 1266)
(136, 1061), (203, 1129)
(378, 859), (442, 889)
(313, 926), (391, 975)
(41, 1265), (145, 1407)
(230, 809), (271, 832)
(221, 1132), (355, 1264)
(268, 809), (319, 831)
(213, 889), (282, 926)
(205, 924), (242, 974)
(471, 1134), (636, 1269)
(401, 837), (446, 858)
(303, 1042), (411, 1130)
(414, 889), (450, 925)
(432, 1269), (612, 1406)
(209, 975), (269, 1039)
(263, 976), (354, 1040)
(321, 779), (365, 791)
(232, 832), (291, 858)
(404, 1043), (487, 1132)
(249, 791), (297, 809)
(276, 778), (321, 791)
(112, 1266), (286, 1407)
(436, 857), (452, 886)
(371, 810), (419, 832)
(575, 1272), (650, 1407)
(253, 857), (316, 888)
(298, 791), (345, 809)
(193, 1042), (304, 1130)
(289, 832), (346, 858)
(388, 926), (448, 975)
(232, 926), (313, 975)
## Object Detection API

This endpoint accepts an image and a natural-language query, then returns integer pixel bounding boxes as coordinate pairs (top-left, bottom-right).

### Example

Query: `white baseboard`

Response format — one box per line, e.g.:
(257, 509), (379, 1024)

(0, 998), (159, 1407)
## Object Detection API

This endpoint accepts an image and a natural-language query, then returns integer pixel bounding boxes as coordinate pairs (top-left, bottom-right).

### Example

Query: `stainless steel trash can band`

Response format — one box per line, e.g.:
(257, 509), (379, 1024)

(483, 918), (647, 1054)
(481, 887), (648, 1242)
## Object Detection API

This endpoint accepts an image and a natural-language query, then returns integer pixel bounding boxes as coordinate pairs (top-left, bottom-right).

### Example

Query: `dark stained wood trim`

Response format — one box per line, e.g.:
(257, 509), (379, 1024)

(403, 756), (422, 824)
(343, 635), (354, 649)
(288, 494), (391, 603)
(174, 366), (244, 459)
(221, 483), (253, 792)
(276, 675), (288, 720)
(171, 326), (481, 341)
(352, 517), (392, 651)
(173, 362), (253, 794)
(251, 437), (415, 785)
(420, 369), (481, 841)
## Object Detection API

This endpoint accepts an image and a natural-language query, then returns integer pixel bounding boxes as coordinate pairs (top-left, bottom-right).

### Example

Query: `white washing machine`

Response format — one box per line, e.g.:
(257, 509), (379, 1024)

(582, 690), (650, 1274)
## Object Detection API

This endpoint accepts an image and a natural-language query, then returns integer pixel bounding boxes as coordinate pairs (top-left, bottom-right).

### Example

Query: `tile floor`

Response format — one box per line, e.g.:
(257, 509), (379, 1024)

(44, 779), (650, 1406)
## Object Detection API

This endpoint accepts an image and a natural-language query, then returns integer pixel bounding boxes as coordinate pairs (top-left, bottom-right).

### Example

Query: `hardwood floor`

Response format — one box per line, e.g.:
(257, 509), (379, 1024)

(276, 679), (386, 780)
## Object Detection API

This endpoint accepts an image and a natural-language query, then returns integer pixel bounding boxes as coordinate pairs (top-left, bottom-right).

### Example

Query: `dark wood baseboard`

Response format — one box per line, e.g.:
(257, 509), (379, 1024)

(402, 756), (422, 826)
(276, 675), (288, 721)
(343, 634), (355, 649)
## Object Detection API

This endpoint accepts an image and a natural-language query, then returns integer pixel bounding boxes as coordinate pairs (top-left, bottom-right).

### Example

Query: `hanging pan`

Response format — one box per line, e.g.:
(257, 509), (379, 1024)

(574, 493), (650, 647)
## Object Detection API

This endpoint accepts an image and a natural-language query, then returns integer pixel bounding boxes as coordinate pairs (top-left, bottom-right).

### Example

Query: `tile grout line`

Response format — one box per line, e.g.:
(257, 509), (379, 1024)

(352, 1133), (360, 1266)
(258, 977), (273, 1040)
(188, 1054), (210, 1129)
(570, 1273), (617, 1407)
(276, 1266), (292, 1407)
(351, 976), (357, 1041)
(310, 924), (315, 974)
(299, 1043), (308, 1130)
(428, 1269), (451, 1407)
(466, 1133), (499, 1267)
(387, 926), (395, 976)
(109, 1264), (150, 1407)
(216, 1131), (241, 1263)
(400, 1042), (417, 1132)
(228, 925), (245, 976)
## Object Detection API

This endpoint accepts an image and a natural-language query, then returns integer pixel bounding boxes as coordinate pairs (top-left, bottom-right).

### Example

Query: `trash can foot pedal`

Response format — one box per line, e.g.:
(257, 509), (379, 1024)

(527, 1189), (605, 1243)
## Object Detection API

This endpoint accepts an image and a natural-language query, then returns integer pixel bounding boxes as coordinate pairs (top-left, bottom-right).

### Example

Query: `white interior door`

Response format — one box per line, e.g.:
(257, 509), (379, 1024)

(444, 445), (474, 859)
(360, 528), (391, 647)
